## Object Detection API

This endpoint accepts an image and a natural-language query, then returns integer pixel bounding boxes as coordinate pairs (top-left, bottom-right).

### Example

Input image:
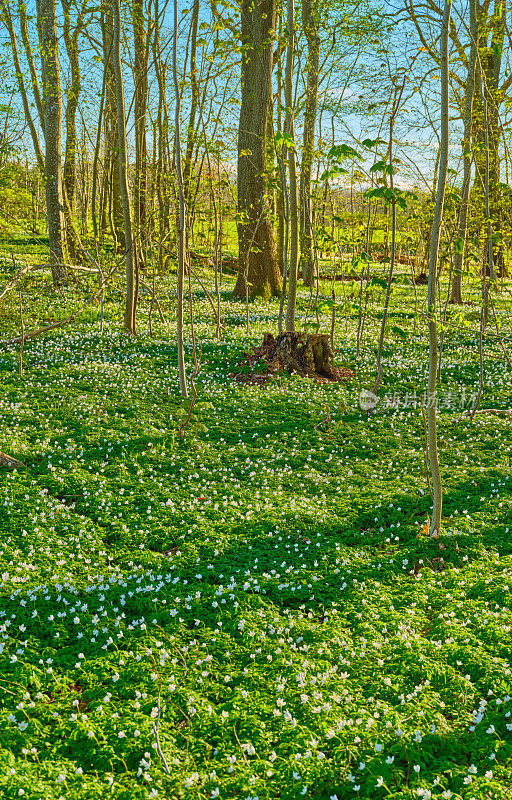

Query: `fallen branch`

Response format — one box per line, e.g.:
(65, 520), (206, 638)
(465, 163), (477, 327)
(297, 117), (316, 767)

(30, 262), (101, 274)
(0, 262), (118, 347)
(0, 263), (34, 305)
(471, 408), (512, 416)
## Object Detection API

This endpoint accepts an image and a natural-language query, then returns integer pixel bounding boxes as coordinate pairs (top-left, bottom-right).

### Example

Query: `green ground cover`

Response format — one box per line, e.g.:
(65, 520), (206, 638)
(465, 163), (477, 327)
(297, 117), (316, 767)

(0, 246), (512, 799)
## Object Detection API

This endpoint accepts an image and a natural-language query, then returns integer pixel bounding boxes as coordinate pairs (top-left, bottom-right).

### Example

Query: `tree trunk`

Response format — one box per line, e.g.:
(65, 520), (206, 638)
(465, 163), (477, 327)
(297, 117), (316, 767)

(112, 0), (136, 334)
(299, 0), (320, 288)
(132, 0), (149, 243)
(172, 0), (188, 397)
(38, 0), (67, 285)
(91, 57), (107, 243)
(19, 0), (45, 135)
(450, 0), (477, 304)
(233, 0), (281, 299)
(0, 0), (44, 173)
(62, 0), (85, 262)
(183, 0), (199, 209)
(427, 0), (452, 537)
(471, 0), (506, 278)
(102, 10), (125, 251)
(284, 0), (299, 331)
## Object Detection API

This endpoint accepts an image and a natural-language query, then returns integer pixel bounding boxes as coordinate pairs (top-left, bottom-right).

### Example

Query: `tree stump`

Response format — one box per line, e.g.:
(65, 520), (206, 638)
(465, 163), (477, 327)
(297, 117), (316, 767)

(235, 332), (354, 383)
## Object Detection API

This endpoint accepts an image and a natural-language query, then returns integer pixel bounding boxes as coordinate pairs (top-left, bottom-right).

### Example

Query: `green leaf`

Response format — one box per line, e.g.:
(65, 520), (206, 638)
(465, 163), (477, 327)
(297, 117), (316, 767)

(362, 137), (386, 148)
(370, 160), (387, 172)
(369, 277), (388, 290)
(493, 42), (502, 60)
(321, 165), (348, 181)
(364, 187), (385, 200)
(392, 325), (407, 340)
(274, 131), (296, 151)
(327, 143), (362, 161)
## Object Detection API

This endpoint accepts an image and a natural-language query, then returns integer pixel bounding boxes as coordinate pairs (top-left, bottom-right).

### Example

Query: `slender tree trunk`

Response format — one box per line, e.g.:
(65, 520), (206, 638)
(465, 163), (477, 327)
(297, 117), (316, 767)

(92, 58), (107, 245)
(371, 81), (405, 396)
(450, 0), (476, 304)
(173, 0), (188, 397)
(427, 0), (452, 537)
(18, 0), (45, 134)
(62, 0), (85, 262)
(132, 0), (149, 243)
(183, 0), (199, 209)
(38, 0), (67, 285)
(275, 43), (285, 281)
(102, 10), (125, 251)
(233, 0), (281, 299)
(299, 0), (320, 288)
(284, 0), (299, 331)
(471, 0), (506, 277)
(112, 0), (136, 333)
(0, 1), (44, 173)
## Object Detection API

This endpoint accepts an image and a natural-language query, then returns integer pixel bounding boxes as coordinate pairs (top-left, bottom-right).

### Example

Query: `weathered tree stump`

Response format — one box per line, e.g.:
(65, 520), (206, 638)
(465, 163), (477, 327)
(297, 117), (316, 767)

(235, 332), (354, 384)
(262, 332), (333, 376)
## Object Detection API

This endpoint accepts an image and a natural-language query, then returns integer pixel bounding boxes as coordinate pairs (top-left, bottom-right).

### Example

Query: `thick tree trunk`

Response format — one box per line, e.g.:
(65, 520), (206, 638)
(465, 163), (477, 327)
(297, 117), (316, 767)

(38, 0), (67, 285)
(299, 0), (320, 288)
(233, 0), (281, 299)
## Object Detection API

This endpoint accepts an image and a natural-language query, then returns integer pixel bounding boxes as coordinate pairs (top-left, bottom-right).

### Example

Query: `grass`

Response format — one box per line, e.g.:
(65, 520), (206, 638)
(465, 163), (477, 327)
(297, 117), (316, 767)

(0, 238), (512, 799)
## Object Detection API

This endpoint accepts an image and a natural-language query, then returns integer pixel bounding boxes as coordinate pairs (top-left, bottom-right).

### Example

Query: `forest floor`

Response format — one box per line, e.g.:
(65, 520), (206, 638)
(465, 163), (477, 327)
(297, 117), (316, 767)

(0, 240), (512, 799)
